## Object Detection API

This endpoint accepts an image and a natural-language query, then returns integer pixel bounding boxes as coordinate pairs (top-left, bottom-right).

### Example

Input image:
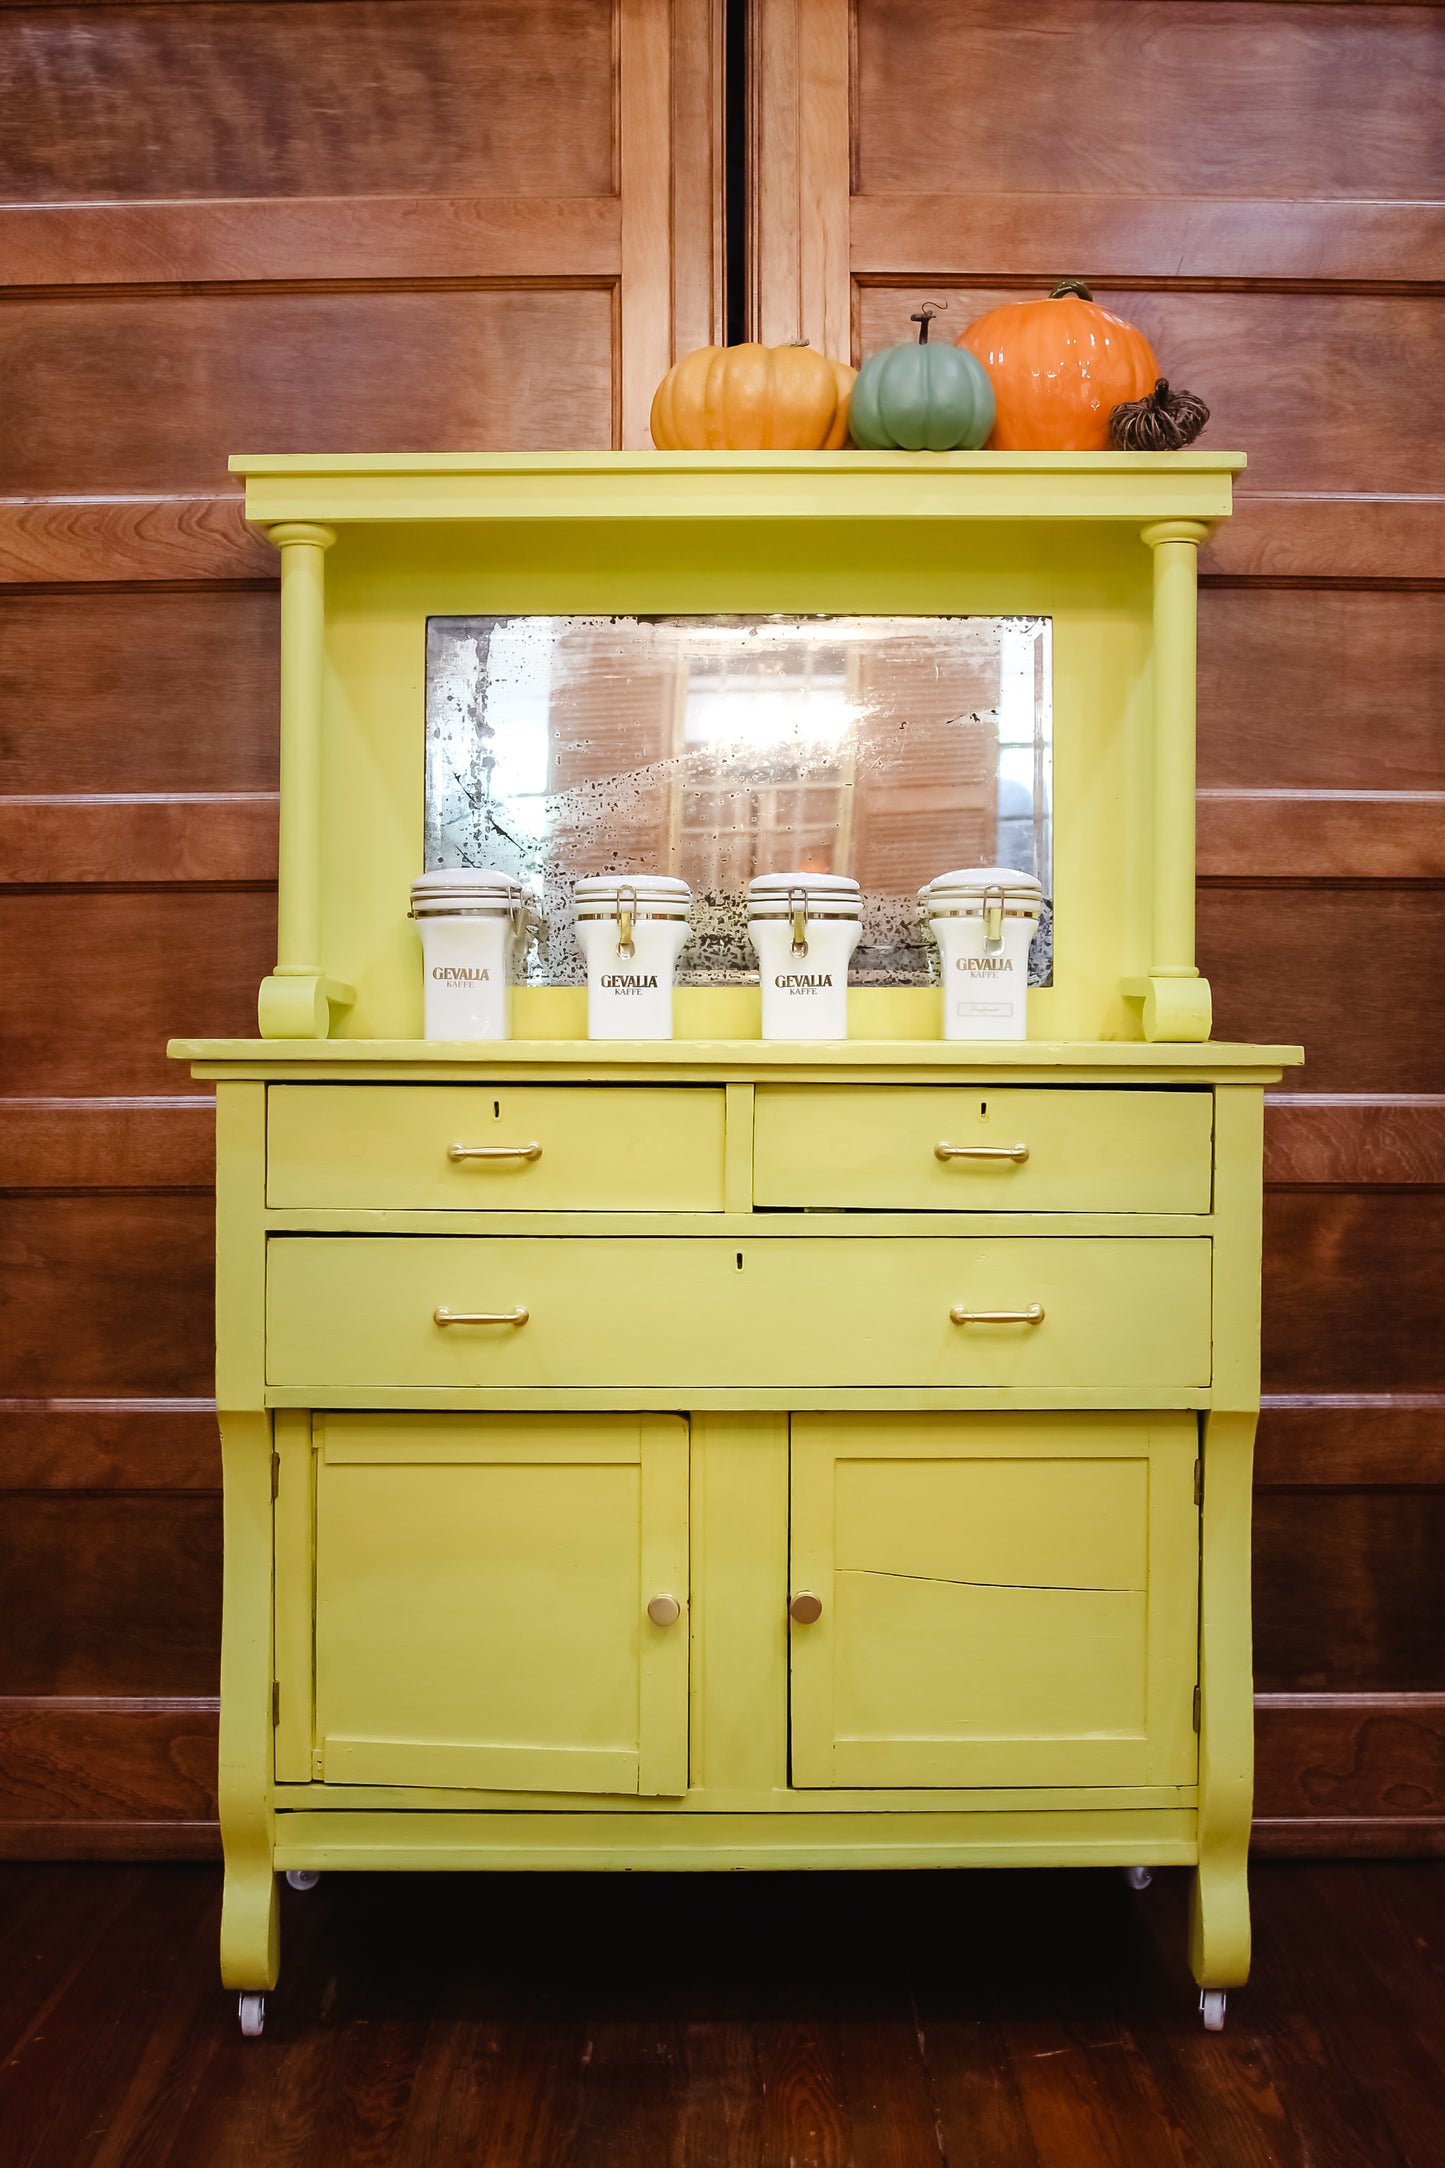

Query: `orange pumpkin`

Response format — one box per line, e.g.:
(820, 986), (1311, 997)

(650, 342), (855, 450)
(957, 281), (1159, 452)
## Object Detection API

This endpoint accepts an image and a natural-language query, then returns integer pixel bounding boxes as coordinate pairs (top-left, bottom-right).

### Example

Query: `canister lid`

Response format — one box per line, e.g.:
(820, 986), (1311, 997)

(409, 867), (528, 911)
(573, 873), (692, 910)
(747, 870), (859, 897)
(920, 865), (1043, 905)
(746, 870), (861, 916)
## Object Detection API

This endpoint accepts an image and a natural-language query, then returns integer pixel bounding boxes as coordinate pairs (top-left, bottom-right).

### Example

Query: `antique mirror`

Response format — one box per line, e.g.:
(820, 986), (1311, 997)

(424, 615), (1052, 985)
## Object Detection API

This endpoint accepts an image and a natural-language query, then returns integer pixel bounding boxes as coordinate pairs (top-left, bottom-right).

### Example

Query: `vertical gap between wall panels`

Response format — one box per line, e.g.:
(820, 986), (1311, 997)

(725, 0), (749, 345)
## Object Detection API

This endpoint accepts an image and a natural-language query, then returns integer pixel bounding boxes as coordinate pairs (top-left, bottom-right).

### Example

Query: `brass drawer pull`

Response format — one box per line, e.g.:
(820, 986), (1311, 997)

(433, 1306), (529, 1328)
(949, 1303), (1045, 1326)
(447, 1142), (542, 1163)
(934, 1142), (1029, 1164)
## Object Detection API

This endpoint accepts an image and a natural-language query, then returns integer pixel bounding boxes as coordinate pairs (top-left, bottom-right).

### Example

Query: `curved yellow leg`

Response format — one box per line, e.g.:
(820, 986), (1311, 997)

(1190, 1408), (1255, 1989)
(217, 1409), (280, 1991)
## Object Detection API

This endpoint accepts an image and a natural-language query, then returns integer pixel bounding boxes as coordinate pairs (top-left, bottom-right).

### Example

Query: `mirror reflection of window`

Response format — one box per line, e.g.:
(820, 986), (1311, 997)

(425, 615), (1051, 985)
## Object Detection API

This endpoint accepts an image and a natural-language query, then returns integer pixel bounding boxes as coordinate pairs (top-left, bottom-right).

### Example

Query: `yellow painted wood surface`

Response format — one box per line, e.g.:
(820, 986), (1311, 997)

(789, 1414), (1198, 1790)
(270, 1805), (1201, 1873)
(268, 1083), (728, 1210)
(753, 1085), (1213, 1212)
(266, 1234), (1211, 1392)
(311, 1413), (688, 1796)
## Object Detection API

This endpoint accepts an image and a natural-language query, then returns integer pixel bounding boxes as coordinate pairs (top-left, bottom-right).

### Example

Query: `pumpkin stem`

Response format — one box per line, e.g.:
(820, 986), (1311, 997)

(1050, 279), (1094, 302)
(910, 301), (947, 343)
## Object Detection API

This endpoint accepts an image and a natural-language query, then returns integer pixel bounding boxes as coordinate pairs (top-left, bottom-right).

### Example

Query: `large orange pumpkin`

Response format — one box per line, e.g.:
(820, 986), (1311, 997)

(957, 281), (1159, 452)
(650, 342), (855, 450)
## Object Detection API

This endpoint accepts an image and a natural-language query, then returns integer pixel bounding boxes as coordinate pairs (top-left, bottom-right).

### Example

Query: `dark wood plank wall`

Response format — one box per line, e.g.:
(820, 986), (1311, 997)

(0, 0), (724, 1855)
(753, 0), (1445, 1852)
(3, 0), (1440, 1859)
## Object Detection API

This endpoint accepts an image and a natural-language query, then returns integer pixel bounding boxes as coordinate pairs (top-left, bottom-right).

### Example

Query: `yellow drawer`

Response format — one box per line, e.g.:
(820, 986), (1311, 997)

(753, 1086), (1213, 1212)
(267, 1085), (727, 1211)
(267, 1236), (1211, 1390)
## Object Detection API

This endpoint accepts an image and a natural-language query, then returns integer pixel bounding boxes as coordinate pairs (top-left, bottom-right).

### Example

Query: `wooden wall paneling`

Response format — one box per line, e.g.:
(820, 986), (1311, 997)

(1262, 1190), (1445, 1398)
(1263, 1098), (1445, 1188)
(0, 1196), (217, 1400)
(0, 1), (619, 202)
(755, 0), (1445, 1853)
(849, 1), (1445, 206)
(747, 0), (850, 353)
(0, 1097), (216, 1190)
(0, 1404), (221, 1492)
(0, 290), (621, 495)
(0, 1700), (219, 1855)
(0, 0), (723, 1853)
(0, 588), (280, 794)
(1199, 886), (1445, 1093)
(1254, 1695), (1445, 1856)
(1256, 1401), (1445, 1494)
(0, 889), (277, 1096)
(0, 1496), (222, 1698)
(1253, 1492), (1445, 1694)
(0, 497), (274, 585)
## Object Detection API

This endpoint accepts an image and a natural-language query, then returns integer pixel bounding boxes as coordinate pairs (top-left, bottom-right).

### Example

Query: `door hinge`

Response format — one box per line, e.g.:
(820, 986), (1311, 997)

(271, 1451), (280, 1501)
(1192, 1684), (1201, 1733)
(272, 1680), (281, 1728)
(1193, 1458), (1203, 1507)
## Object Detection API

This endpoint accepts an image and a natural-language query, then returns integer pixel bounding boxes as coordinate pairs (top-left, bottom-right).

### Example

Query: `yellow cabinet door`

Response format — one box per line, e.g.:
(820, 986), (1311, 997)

(310, 1413), (689, 1795)
(753, 1086), (1213, 1212)
(267, 1236), (1211, 1391)
(268, 1084), (727, 1210)
(789, 1413), (1199, 1789)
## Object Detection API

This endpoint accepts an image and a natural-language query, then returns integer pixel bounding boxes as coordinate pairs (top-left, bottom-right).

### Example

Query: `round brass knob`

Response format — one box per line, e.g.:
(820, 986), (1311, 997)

(646, 1594), (681, 1627)
(789, 1591), (823, 1624)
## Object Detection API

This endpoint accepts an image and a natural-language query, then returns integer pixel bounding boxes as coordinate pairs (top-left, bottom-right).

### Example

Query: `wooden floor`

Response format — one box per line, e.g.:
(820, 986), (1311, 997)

(1, 1860), (1442, 2166)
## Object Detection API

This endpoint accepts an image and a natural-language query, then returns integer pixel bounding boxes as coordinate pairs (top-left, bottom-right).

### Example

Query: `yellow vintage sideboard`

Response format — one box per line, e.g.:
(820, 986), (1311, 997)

(170, 453), (1301, 2037)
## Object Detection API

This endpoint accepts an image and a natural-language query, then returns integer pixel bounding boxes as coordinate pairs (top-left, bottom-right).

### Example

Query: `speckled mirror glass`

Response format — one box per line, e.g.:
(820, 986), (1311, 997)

(424, 615), (1052, 985)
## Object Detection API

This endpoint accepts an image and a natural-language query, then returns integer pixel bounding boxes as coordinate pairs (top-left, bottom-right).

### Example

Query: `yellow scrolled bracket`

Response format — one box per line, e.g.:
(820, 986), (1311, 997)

(257, 521), (354, 1039)
(1128, 518), (1213, 1044)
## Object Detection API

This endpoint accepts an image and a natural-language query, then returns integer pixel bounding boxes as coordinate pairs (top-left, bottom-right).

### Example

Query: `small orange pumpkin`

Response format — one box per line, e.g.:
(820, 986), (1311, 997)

(650, 342), (855, 450)
(957, 281), (1159, 452)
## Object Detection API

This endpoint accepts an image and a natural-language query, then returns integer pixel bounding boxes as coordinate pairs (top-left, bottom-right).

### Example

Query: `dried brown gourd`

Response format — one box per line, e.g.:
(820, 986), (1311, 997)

(1108, 378), (1210, 452)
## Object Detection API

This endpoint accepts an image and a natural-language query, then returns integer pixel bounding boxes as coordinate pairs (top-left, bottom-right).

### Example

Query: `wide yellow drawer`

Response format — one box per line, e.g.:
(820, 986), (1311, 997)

(753, 1086), (1213, 1212)
(267, 1085), (727, 1210)
(267, 1237), (1211, 1390)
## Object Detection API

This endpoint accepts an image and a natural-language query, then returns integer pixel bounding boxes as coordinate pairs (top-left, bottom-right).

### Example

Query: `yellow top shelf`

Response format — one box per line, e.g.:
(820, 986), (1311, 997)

(230, 449), (1246, 529)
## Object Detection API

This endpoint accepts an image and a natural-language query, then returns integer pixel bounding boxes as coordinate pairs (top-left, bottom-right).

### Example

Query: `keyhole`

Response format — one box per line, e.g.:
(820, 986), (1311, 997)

(493, 1100), (500, 1120)
(735, 1252), (744, 1271)
(980, 1100), (988, 1120)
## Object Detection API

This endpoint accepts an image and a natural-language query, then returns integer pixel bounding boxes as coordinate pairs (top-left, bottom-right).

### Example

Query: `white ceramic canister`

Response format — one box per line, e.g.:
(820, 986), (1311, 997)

(574, 874), (693, 1040)
(920, 866), (1043, 1041)
(409, 868), (529, 1040)
(746, 872), (862, 1041)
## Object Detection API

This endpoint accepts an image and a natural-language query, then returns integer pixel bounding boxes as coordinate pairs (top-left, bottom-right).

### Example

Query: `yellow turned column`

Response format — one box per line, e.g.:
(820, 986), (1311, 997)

(258, 521), (354, 1038)
(1135, 519), (1212, 1043)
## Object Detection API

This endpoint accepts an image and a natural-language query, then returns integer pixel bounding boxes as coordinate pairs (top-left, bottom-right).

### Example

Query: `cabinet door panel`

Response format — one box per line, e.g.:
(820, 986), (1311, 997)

(790, 1413), (1198, 1790)
(312, 1412), (688, 1795)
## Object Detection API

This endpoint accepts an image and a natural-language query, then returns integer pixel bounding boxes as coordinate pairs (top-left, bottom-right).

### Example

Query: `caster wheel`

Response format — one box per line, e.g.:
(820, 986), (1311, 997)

(238, 1993), (266, 2038)
(1199, 1990), (1227, 2032)
(285, 1869), (321, 1892)
(1124, 1865), (1153, 1892)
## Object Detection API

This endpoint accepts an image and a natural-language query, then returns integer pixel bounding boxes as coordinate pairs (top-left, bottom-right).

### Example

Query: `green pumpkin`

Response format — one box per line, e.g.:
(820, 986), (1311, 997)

(850, 305), (995, 451)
